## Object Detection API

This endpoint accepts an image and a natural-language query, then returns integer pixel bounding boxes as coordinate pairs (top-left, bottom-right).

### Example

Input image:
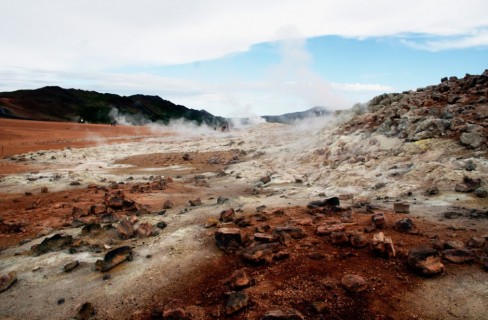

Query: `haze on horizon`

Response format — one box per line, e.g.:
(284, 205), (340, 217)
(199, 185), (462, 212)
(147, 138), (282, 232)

(1, 0), (487, 117)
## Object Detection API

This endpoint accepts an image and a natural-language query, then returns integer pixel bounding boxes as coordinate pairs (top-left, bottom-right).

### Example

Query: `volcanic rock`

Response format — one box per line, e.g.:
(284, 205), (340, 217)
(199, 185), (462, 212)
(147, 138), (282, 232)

(465, 160), (476, 171)
(254, 233), (277, 243)
(393, 202), (410, 213)
(226, 291), (249, 315)
(316, 224), (345, 236)
(89, 205), (106, 215)
(307, 197), (340, 209)
(274, 226), (306, 239)
(330, 231), (350, 246)
(217, 196), (229, 204)
(444, 240), (464, 249)
(407, 246), (444, 275)
(260, 310), (304, 320)
(455, 176), (481, 192)
(135, 222), (156, 238)
(230, 269), (251, 289)
(341, 274), (368, 292)
(444, 211), (462, 219)
(182, 153), (191, 161)
(215, 228), (243, 251)
(425, 186), (439, 196)
(460, 132), (484, 149)
(107, 196), (124, 210)
(189, 198), (202, 206)
(0, 271), (17, 292)
(372, 213), (386, 229)
(96, 246), (133, 272)
(260, 175), (271, 184)
(219, 208), (235, 222)
(349, 233), (368, 248)
(32, 234), (74, 255)
(475, 187), (488, 198)
(162, 200), (174, 209)
(394, 217), (416, 233)
(373, 232), (396, 257)
(117, 219), (134, 239)
(156, 221), (168, 229)
(443, 248), (475, 263)
(76, 302), (95, 320)
(64, 260), (79, 272)
(81, 223), (101, 235)
(466, 236), (485, 248)
(162, 308), (191, 320)
(241, 244), (275, 264)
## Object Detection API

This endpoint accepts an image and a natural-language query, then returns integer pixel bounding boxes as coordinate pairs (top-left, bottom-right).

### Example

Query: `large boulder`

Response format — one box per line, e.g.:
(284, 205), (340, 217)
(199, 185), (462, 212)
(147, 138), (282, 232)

(32, 234), (74, 255)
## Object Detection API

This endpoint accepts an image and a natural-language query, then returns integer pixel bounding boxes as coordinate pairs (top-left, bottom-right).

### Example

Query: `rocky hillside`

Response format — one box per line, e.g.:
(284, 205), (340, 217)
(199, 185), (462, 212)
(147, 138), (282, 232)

(345, 70), (488, 150)
(0, 86), (226, 126)
(263, 106), (331, 124)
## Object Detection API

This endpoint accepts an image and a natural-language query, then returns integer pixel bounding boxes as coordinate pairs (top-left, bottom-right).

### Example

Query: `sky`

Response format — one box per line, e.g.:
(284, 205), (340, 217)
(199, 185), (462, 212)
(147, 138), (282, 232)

(0, 1), (487, 117)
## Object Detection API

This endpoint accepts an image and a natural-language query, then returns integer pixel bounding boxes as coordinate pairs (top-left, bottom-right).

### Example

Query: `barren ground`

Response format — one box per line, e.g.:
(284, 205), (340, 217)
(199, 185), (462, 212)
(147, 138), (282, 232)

(0, 118), (487, 320)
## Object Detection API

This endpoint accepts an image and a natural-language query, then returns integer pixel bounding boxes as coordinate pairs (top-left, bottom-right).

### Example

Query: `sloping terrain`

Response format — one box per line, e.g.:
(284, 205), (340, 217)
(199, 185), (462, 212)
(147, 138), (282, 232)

(0, 71), (487, 320)
(0, 86), (226, 126)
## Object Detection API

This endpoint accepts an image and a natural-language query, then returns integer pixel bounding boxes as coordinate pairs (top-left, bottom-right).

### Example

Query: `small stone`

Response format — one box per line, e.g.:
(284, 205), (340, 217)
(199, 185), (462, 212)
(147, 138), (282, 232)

(466, 237), (485, 248)
(226, 291), (249, 315)
(372, 213), (386, 229)
(465, 160), (476, 171)
(316, 224), (345, 236)
(96, 246), (132, 272)
(0, 271), (17, 292)
(182, 153), (191, 161)
(425, 186), (439, 196)
(215, 228), (243, 251)
(189, 198), (202, 206)
(274, 226), (306, 239)
(32, 234), (74, 255)
(156, 221), (167, 229)
(260, 175), (271, 184)
(341, 274), (368, 292)
(444, 211), (462, 219)
(254, 233), (277, 243)
(349, 233), (368, 248)
(307, 197), (340, 209)
(455, 176), (481, 193)
(219, 208), (235, 222)
(217, 196), (229, 204)
(40, 187), (48, 193)
(330, 231), (350, 246)
(393, 202), (410, 213)
(162, 200), (174, 209)
(64, 260), (79, 272)
(444, 240), (464, 249)
(162, 308), (191, 320)
(241, 243), (276, 264)
(260, 310), (304, 320)
(373, 232), (396, 257)
(117, 219), (134, 239)
(57, 298), (65, 305)
(135, 222), (156, 238)
(407, 246), (444, 276)
(475, 188), (488, 198)
(230, 270), (250, 289)
(443, 248), (475, 263)
(76, 302), (95, 320)
(394, 218), (416, 233)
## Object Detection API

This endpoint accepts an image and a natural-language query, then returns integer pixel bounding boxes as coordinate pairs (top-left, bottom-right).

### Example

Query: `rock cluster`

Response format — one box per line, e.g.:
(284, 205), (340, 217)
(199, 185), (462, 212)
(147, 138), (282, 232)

(349, 70), (488, 149)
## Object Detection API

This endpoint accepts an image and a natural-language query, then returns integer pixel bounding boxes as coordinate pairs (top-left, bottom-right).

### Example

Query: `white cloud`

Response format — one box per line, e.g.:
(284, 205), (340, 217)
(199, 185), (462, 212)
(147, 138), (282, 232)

(1, 0), (487, 70)
(401, 29), (488, 51)
(331, 83), (394, 92)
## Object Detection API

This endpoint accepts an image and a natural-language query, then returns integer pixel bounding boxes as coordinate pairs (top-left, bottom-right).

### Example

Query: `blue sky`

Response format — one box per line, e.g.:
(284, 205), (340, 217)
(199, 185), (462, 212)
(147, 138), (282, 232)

(1, 1), (487, 117)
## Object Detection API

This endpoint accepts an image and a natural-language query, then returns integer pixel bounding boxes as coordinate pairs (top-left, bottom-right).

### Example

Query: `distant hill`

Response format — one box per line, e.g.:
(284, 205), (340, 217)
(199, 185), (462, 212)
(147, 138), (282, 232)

(0, 86), (226, 126)
(263, 106), (331, 124)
